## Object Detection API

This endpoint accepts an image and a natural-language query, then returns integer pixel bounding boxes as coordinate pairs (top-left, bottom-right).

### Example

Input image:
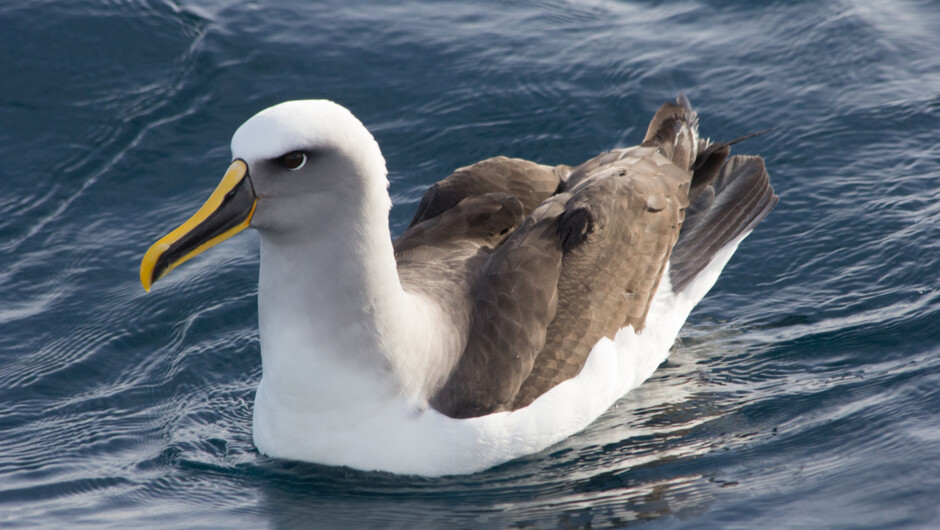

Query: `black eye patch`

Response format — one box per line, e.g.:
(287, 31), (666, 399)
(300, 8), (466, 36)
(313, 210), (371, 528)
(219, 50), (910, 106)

(279, 151), (307, 170)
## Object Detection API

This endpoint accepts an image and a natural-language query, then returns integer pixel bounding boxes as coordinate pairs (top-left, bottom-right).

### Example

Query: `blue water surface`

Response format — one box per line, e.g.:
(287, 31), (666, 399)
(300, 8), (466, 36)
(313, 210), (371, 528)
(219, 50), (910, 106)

(1, 0), (938, 527)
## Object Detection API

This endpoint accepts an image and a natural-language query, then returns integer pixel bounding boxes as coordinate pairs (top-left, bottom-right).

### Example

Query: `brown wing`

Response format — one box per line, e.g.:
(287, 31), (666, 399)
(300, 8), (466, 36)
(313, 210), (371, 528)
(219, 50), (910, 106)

(412, 96), (775, 418)
(406, 156), (567, 229)
(429, 156), (691, 417)
(394, 156), (566, 306)
(393, 158), (568, 393)
(394, 156), (568, 312)
(430, 96), (702, 418)
(428, 196), (569, 418)
(669, 155), (777, 292)
(394, 156), (568, 298)
(394, 193), (528, 388)
(509, 154), (690, 409)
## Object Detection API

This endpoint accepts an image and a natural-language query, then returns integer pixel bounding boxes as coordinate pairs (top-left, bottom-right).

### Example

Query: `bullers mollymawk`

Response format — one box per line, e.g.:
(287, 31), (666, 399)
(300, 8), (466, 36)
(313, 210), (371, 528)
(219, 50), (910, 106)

(140, 95), (776, 476)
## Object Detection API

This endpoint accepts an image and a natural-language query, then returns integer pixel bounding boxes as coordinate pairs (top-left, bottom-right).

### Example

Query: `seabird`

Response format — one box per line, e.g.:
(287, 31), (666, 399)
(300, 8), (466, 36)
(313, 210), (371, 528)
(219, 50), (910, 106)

(140, 95), (776, 476)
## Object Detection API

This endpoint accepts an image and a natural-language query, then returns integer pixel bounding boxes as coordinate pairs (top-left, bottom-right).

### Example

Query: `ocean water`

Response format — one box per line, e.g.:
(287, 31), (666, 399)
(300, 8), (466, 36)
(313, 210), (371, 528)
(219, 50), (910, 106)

(1, 0), (938, 527)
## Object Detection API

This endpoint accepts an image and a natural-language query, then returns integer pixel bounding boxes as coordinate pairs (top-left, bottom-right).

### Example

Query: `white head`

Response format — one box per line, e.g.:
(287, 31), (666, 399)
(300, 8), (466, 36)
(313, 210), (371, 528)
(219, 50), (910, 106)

(232, 100), (390, 236)
(140, 100), (392, 289)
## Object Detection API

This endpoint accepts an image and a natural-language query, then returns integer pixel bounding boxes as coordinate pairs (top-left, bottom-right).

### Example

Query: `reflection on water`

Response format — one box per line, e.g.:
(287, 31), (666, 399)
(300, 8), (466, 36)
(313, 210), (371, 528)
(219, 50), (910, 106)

(1, 0), (939, 527)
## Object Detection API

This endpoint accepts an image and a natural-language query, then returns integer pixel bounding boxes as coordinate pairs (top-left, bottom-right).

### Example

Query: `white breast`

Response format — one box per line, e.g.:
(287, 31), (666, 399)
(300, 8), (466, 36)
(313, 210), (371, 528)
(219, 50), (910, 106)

(251, 231), (747, 476)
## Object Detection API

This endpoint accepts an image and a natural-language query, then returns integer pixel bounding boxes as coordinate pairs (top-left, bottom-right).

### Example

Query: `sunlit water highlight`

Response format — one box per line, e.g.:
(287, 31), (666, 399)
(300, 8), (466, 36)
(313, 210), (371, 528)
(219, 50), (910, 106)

(1, 0), (938, 527)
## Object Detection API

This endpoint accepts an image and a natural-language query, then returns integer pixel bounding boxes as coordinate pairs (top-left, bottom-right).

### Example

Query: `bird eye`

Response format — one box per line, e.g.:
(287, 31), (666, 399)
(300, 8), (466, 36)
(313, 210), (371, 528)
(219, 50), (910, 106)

(280, 151), (307, 170)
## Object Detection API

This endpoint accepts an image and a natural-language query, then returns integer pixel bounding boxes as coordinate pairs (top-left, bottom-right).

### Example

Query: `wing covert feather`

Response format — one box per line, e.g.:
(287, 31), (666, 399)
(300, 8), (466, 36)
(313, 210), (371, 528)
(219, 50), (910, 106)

(511, 158), (689, 408)
(407, 156), (565, 229)
(414, 95), (773, 418)
(431, 154), (691, 416)
(429, 197), (568, 418)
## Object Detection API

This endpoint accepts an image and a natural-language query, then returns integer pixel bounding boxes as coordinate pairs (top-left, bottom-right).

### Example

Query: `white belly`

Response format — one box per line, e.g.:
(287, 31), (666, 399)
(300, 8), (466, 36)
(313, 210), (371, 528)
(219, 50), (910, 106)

(251, 236), (747, 476)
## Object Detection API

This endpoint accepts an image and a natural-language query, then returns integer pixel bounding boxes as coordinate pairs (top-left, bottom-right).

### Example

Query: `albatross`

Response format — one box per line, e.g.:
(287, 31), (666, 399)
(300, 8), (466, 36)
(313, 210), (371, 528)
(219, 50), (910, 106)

(140, 95), (777, 476)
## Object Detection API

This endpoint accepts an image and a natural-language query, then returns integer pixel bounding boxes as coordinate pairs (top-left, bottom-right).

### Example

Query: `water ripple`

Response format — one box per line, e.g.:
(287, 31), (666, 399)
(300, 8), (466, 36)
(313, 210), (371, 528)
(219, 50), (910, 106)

(2, 0), (939, 527)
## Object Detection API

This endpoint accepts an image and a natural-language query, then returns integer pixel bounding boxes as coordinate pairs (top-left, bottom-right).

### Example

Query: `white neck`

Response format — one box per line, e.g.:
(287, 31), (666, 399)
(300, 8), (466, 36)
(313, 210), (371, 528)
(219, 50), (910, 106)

(254, 166), (456, 418)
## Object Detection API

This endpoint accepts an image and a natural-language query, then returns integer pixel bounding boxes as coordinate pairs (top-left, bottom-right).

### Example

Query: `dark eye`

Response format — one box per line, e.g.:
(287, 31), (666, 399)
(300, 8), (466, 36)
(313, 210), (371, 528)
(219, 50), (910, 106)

(280, 151), (307, 170)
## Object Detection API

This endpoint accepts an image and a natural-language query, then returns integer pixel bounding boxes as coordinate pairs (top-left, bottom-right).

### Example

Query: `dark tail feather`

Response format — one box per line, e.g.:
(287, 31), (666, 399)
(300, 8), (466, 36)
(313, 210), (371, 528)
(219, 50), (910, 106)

(642, 94), (699, 171)
(687, 129), (773, 203)
(669, 155), (778, 293)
